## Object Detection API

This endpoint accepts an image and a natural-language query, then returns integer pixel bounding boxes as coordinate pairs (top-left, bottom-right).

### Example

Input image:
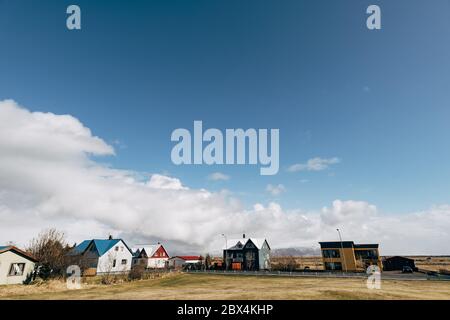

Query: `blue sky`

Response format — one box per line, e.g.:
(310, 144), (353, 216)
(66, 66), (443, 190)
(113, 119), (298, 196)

(1, 0), (450, 217)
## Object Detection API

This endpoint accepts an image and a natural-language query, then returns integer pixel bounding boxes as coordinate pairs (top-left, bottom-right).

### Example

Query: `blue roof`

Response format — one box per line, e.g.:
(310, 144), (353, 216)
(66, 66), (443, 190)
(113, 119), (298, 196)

(72, 239), (131, 256)
(93, 239), (121, 256)
(71, 240), (91, 254)
(0, 246), (10, 251)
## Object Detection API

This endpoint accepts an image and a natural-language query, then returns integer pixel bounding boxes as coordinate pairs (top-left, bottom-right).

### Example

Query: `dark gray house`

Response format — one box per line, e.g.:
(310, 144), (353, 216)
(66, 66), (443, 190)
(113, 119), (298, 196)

(382, 256), (417, 271)
(223, 235), (271, 271)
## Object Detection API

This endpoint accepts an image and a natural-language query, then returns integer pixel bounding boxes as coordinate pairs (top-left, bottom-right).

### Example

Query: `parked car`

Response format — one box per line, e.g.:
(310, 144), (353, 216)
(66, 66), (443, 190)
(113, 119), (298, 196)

(402, 266), (413, 273)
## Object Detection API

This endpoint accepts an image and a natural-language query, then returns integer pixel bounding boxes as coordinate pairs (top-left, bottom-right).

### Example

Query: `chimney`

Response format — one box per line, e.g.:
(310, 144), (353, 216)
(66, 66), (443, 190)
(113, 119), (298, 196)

(108, 235), (113, 240)
(243, 233), (246, 239)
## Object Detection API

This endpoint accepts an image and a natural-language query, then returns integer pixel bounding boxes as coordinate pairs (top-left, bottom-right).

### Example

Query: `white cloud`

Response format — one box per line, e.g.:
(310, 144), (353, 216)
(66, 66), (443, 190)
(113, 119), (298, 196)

(288, 157), (340, 172)
(266, 184), (286, 196)
(0, 100), (449, 255)
(321, 200), (377, 226)
(147, 174), (186, 190)
(207, 172), (230, 181)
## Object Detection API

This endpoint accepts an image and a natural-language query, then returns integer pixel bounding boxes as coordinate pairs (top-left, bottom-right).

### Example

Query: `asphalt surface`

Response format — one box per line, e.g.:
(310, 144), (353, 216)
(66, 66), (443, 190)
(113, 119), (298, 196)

(186, 269), (450, 281)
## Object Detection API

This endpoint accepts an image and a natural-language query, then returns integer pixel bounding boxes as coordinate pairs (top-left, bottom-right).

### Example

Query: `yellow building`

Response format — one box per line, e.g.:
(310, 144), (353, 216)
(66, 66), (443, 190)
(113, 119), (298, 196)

(319, 241), (382, 272)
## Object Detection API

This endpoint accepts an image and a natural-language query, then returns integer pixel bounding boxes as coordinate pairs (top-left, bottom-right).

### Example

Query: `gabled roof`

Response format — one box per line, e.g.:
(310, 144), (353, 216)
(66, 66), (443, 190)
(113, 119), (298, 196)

(70, 240), (92, 255)
(224, 239), (245, 250)
(0, 246), (38, 262)
(224, 238), (270, 250)
(71, 239), (132, 256)
(132, 244), (161, 258)
(246, 238), (270, 250)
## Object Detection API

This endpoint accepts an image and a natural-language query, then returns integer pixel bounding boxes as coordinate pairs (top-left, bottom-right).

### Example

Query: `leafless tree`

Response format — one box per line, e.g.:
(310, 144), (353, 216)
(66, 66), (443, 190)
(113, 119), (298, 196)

(26, 228), (71, 279)
(274, 256), (297, 271)
(204, 254), (212, 270)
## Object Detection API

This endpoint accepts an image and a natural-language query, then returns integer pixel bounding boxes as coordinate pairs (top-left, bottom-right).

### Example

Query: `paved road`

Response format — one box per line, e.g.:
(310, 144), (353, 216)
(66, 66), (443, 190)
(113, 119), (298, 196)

(186, 269), (450, 281)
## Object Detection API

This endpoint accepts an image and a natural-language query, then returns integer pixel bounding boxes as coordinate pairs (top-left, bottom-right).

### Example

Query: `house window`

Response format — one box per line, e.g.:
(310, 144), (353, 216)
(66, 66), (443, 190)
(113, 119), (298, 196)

(115, 246), (119, 251)
(322, 249), (340, 258)
(113, 259), (117, 267)
(355, 249), (379, 259)
(8, 263), (25, 276)
(121, 259), (127, 265)
(121, 246), (124, 252)
(325, 262), (342, 271)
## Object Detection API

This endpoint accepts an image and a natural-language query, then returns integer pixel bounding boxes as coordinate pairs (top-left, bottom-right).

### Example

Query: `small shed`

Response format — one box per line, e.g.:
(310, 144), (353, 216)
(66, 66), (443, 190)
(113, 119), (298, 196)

(0, 246), (37, 285)
(168, 256), (202, 269)
(382, 256), (416, 271)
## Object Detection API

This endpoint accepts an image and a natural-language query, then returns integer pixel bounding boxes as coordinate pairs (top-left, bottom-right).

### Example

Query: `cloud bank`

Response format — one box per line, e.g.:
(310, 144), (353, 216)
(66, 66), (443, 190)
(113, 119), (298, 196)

(0, 100), (449, 255)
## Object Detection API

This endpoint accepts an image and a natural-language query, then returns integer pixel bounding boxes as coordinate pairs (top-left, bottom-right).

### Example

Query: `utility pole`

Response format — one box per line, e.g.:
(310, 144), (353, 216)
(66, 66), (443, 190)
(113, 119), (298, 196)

(221, 234), (228, 271)
(337, 228), (348, 273)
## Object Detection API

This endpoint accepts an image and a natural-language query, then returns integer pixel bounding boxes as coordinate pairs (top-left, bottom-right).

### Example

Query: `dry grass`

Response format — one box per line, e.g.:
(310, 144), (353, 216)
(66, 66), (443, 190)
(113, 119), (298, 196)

(272, 256), (323, 270)
(271, 256), (450, 272)
(1, 273), (449, 300)
(411, 256), (450, 272)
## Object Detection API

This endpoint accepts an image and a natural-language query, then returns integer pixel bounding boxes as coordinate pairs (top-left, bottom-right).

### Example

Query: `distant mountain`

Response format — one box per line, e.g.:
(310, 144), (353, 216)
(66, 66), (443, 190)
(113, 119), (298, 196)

(271, 247), (321, 257)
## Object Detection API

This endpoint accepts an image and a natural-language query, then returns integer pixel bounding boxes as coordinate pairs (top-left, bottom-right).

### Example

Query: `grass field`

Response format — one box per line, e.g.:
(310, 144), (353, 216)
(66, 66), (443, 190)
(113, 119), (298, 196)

(1, 273), (449, 300)
(271, 256), (450, 273)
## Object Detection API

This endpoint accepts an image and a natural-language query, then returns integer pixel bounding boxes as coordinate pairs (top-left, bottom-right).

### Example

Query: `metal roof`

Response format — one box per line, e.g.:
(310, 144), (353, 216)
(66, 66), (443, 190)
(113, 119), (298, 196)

(132, 244), (162, 258)
(71, 239), (132, 256)
(319, 241), (355, 249)
(319, 241), (379, 249)
(354, 244), (379, 249)
(170, 256), (202, 261)
(223, 238), (269, 250)
(383, 256), (414, 262)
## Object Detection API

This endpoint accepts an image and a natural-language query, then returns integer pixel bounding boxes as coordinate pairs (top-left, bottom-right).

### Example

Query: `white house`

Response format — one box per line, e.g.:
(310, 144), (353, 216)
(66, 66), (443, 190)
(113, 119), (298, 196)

(132, 243), (170, 269)
(0, 246), (37, 285)
(70, 238), (133, 274)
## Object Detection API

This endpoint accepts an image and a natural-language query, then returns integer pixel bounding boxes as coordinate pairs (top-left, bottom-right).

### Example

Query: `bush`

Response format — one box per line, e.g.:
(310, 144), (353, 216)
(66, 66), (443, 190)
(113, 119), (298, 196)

(272, 256), (298, 272)
(129, 265), (146, 281)
(37, 263), (52, 280)
(23, 271), (36, 285)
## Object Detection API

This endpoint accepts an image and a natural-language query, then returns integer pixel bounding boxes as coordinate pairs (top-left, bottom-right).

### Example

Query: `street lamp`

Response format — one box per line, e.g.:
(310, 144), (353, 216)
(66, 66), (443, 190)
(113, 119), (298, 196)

(221, 234), (228, 271)
(336, 228), (348, 273)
